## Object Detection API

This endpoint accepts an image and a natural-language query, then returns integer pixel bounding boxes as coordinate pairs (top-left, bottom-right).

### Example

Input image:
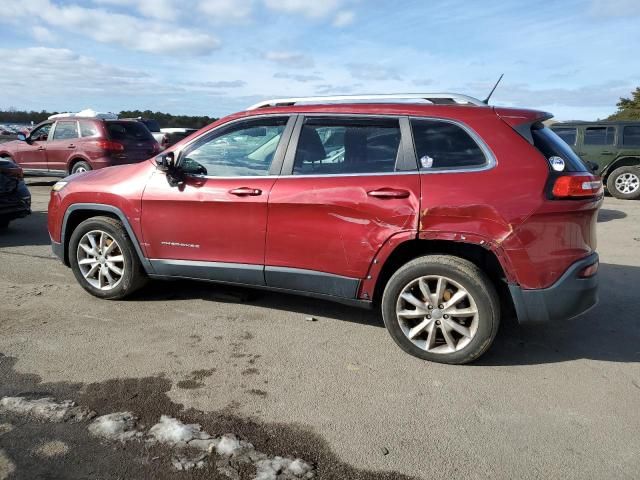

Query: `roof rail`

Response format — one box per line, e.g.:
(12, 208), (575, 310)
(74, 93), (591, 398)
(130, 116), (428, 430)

(247, 93), (486, 110)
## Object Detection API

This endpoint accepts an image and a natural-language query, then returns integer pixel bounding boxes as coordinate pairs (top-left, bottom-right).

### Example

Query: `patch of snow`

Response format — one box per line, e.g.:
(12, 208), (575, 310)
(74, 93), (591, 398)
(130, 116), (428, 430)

(88, 412), (141, 442)
(254, 456), (315, 480)
(214, 434), (250, 457)
(172, 453), (208, 471)
(147, 415), (210, 446)
(0, 449), (16, 480)
(0, 397), (93, 422)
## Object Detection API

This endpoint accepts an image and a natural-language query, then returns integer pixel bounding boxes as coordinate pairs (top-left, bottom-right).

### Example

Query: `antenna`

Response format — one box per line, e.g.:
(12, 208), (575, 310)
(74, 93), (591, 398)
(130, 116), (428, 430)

(483, 74), (504, 104)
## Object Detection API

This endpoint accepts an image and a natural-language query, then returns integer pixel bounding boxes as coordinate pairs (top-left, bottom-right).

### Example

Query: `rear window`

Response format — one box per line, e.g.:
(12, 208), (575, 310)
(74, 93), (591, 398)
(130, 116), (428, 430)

(623, 126), (640, 146)
(532, 125), (589, 172)
(552, 127), (577, 146)
(106, 122), (154, 142)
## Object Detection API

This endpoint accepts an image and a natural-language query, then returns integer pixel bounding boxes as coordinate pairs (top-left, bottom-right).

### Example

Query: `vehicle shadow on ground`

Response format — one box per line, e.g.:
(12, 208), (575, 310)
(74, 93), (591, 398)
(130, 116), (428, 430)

(0, 212), (51, 249)
(597, 208), (627, 222)
(24, 178), (57, 187)
(137, 280), (383, 328)
(477, 262), (640, 366)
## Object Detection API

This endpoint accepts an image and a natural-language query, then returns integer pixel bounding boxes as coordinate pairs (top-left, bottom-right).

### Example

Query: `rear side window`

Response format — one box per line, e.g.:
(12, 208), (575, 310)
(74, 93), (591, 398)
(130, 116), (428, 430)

(552, 127), (577, 146)
(532, 125), (589, 172)
(106, 122), (154, 141)
(53, 122), (79, 141)
(79, 121), (100, 138)
(293, 118), (400, 175)
(584, 126), (615, 145)
(623, 126), (640, 146)
(141, 119), (161, 132)
(411, 119), (486, 169)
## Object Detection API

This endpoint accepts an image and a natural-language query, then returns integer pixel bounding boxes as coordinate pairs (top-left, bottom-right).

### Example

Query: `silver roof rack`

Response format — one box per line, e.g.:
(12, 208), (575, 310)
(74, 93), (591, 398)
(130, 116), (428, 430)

(247, 93), (486, 110)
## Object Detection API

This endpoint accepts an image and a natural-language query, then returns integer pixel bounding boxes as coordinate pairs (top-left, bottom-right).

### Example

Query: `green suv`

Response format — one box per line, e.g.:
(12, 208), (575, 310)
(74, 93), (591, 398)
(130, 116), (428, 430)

(551, 121), (640, 200)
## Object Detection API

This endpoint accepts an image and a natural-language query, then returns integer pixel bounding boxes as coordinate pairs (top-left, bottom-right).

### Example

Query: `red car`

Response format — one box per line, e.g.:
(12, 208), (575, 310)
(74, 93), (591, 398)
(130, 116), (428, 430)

(0, 117), (160, 176)
(47, 94), (602, 364)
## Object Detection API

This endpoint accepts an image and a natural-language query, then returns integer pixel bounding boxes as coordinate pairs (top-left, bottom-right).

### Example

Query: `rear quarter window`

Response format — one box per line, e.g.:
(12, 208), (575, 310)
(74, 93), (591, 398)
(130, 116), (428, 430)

(106, 122), (154, 141)
(532, 125), (589, 172)
(622, 126), (640, 146)
(411, 119), (487, 170)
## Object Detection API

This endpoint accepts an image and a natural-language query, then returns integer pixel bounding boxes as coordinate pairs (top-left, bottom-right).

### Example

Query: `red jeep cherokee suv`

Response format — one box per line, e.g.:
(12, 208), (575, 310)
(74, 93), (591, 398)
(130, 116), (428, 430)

(47, 94), (602, 364)
(0, 117), (160, 176)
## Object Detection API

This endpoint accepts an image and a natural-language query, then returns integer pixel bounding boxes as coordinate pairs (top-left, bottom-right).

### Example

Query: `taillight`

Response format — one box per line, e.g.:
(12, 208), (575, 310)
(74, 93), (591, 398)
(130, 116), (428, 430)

(0, 166), (23, 179)
(551, 174), (603, 199)
(94, 140), (124, 152)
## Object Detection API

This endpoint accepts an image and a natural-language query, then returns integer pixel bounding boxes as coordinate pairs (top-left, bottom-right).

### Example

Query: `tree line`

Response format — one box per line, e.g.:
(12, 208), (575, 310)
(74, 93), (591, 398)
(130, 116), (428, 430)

(0, 109), (218, 128)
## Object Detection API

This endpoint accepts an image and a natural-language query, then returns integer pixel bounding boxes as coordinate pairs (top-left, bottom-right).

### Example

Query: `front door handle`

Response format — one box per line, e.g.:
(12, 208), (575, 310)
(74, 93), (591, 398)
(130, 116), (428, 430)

(67, 144), (76, 149)
(229, 187), (262, 196)
(36, 146), (45, 151)
(367, 188), (410, 199)
(601, 151), (614, 155)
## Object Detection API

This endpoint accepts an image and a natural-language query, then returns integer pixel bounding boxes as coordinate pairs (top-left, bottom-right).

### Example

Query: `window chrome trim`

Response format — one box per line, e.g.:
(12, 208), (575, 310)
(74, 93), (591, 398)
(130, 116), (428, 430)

(407, 116), (497, 174)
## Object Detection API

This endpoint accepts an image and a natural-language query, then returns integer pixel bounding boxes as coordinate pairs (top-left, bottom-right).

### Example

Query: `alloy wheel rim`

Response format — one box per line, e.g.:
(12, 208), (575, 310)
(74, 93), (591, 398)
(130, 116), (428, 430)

(75, 166), (87, 173)
(77, 230), (125, 291)
(615, 172), (640, 194)
(395, 275), (479, 354)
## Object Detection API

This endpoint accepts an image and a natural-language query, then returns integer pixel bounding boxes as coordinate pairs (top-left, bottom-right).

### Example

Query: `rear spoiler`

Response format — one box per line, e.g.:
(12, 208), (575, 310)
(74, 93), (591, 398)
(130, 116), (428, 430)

(493, 107), (553, 144)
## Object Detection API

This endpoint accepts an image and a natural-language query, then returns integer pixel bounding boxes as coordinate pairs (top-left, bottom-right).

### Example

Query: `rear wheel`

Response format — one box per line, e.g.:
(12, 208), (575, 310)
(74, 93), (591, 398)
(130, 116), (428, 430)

(69, 216), (146, 299)
(606, 166), (640, 200)
(381, 255), (500, 364)
(0, 218), (10, 229)
(71, 161), (92, 175)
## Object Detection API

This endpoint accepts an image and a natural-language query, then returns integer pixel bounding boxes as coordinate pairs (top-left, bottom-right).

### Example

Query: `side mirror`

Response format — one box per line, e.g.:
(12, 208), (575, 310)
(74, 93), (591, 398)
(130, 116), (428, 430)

(155, 151), (175, 171)
(17, 133), (27, 142)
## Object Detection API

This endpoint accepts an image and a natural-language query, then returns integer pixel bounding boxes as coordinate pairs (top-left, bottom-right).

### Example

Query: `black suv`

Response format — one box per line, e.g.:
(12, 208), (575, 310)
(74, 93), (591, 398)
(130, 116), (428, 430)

(551, 121), (640, 199)
(0, 158), (30, 229)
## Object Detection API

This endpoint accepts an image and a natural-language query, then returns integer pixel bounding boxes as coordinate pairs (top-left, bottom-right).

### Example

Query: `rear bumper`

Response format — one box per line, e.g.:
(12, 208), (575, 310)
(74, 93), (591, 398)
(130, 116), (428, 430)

(509, 252), (598, 324)
(0, 186), (31, 220)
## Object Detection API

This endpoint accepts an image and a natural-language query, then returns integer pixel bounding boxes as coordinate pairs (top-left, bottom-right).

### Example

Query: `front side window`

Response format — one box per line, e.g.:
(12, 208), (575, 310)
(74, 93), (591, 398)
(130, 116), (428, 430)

(622, 126), (640, 146)
(29, 123), (52, 142)
(181, 117), (288, 177)
(552, 127), (577, 146)
(52, 122), (79, 141)
(293, 118), (400, 175)
(584, 126), (615, 145)
(411, 119), (486, 169)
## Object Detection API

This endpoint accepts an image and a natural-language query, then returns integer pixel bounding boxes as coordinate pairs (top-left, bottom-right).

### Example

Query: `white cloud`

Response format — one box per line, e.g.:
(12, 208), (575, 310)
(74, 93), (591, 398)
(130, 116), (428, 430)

(198, 0), (254, 22)
(263, 0), (344, 18)
(590, 0), (640, 16)
(274, 72), (323, 82)
(346, 62), (401, 81)
(31, 25), (57, 43)
(94, 0), (181, 20)
(332, 10), (355, 27)
(1, 0), (220, 55)
(264, 51), (314, 68)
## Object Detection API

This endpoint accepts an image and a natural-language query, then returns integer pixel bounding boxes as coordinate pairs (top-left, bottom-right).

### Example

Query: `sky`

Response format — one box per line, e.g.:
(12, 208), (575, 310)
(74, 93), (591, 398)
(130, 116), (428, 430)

(0, 0), (638, 121)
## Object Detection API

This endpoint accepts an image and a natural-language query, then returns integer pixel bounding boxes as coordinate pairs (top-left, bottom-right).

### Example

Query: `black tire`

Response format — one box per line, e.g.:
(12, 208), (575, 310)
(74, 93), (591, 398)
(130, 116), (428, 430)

(381, 255), (500, 365)
(0, 218), (10, 230)
(69, 216), (147, 299)
(606, 166), (640, 200)
(70, 161), (92, 175)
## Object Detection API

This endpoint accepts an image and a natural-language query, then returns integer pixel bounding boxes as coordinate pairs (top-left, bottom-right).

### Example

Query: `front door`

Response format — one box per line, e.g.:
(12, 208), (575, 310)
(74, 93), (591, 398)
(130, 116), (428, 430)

(46, 120), (80, 173)
(265, 115), (420, 298)
(15, 122), (52, 171)
(579, 125), (617, 171)
(141, 115), (294, 285)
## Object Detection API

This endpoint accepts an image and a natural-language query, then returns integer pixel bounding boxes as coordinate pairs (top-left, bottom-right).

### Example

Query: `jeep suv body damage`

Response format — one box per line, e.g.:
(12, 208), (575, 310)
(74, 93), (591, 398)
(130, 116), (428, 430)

(48, 96), (602, 363)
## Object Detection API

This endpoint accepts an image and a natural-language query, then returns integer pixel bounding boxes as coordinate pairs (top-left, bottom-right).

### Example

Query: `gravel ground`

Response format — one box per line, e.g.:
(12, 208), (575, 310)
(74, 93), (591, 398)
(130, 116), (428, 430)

(0, 177), (639, 479)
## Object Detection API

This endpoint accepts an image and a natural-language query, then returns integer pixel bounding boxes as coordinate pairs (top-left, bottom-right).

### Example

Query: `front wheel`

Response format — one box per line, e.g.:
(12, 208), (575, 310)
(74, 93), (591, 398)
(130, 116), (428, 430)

(381, 255), (500, 364)
(606, 166), (640, 200)
(69, 216), (147, 299)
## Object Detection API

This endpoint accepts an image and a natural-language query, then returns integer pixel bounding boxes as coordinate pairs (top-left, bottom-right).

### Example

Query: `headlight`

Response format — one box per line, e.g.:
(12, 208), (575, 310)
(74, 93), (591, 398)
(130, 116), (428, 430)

(52, 181), (68, 192)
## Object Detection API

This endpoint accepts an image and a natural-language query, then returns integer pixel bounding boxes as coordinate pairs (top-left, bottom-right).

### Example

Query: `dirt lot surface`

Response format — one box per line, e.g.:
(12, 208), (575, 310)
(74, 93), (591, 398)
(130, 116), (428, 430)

(1, 177), (639, 479)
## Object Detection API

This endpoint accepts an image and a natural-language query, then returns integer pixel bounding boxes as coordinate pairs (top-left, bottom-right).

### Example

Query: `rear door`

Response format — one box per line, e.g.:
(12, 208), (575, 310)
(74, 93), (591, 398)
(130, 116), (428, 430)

(580, 125), (617, 171)
(105, 121), (158, 164)
(46, 120), (79, 173)
(264, 115), (420, 298)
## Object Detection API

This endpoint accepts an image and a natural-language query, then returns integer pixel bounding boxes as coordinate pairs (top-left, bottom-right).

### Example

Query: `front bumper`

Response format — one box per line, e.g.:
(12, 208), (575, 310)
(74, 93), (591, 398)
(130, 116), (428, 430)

(51, 239), (64, 262)
(509, 252), (598, 324)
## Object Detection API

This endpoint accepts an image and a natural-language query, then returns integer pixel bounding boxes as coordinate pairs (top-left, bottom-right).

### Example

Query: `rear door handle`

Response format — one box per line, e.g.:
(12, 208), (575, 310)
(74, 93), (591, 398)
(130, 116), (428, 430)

(229, 187), (262, 196)
(67, 144), (76, 149)
(36, 146), (45, 151)
(367, 188), (410, 199)
(601, 151), (614, 155)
